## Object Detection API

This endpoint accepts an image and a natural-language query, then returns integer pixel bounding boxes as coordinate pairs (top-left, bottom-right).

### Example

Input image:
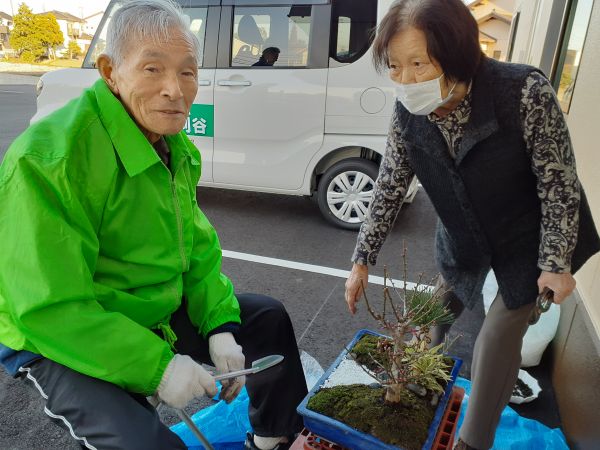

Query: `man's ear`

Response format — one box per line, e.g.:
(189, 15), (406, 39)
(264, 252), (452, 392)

(97, 54), (119, 95)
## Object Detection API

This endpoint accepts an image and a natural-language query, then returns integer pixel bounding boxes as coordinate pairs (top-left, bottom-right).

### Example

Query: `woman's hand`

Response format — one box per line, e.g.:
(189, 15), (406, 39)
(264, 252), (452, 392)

(345, 264), (369, 314)
(537, 271), (576, 304)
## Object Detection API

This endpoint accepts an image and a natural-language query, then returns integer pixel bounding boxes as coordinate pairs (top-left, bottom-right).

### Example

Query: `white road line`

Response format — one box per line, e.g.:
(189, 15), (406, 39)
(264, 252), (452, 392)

(222, 250), (433, 291)
(0, 90), (24, 94)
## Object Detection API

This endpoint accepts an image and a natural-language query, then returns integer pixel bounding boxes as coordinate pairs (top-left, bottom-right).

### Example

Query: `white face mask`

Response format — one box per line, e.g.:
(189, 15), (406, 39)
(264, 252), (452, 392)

(395, 74), (456, 115)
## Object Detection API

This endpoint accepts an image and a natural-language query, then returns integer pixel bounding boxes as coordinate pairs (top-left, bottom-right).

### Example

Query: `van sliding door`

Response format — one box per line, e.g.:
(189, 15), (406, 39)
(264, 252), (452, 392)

(211, 1), (331, 193)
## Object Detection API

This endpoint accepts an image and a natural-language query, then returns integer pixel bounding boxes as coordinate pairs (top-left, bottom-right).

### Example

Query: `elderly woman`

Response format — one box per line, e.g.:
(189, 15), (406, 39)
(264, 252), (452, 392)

(345, 0), (599, 449)
(0, 1), (306, 449)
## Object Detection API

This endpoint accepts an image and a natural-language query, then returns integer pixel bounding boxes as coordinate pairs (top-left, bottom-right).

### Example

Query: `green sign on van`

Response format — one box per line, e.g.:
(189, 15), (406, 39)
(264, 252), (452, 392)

(184, 104), (214, 137)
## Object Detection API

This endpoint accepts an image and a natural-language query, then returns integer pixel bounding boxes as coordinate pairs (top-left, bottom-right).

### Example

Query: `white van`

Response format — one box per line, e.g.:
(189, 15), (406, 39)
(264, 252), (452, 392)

(33, 0), (417, 229)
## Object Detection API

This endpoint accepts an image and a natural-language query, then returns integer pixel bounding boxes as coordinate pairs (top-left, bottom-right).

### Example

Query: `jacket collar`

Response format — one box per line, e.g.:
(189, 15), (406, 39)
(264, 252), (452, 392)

(399, 57), (499, 166)
(93, 79), (198, 177)
(399, 106), (451, 164)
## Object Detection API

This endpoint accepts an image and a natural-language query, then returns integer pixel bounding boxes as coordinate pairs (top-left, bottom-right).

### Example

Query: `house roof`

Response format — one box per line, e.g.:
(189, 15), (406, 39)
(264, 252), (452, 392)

(84, 11), (104, 20)
(79, 32), (94, 40)
(479, 30), (497, 42)
(477, 11), (512, 25)
(0, 11), (13, 21)
(42, 10), (85, 23)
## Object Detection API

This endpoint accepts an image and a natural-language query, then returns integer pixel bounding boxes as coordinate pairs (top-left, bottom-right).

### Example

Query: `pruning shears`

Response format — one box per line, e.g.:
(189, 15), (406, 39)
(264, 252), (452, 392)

(528, 287), (554, 325)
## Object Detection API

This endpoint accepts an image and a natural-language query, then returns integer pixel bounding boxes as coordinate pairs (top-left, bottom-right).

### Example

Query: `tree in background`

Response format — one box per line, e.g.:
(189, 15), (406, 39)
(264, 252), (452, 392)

(9, 3), (64, 62)
(36, 13), (64, 60)
(68, 40), (82, 59)
(9, 3), (42, 62)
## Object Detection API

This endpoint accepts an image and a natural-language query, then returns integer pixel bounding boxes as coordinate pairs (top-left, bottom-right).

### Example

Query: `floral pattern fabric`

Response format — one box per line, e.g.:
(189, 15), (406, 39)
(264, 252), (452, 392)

(353, 72), (579, 273)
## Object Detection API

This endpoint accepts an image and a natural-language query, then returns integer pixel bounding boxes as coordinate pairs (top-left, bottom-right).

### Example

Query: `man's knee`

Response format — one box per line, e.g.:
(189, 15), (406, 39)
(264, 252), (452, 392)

(239, 293), (291, 321)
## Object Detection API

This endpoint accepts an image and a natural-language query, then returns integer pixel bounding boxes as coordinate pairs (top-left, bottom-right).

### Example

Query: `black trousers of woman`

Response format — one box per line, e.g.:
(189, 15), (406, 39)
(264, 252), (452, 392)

(18, 293), (307, 450)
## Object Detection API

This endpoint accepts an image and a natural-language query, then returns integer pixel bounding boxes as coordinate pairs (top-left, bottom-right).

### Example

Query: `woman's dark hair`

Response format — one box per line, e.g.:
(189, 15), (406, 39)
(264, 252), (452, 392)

(372, 0), (483, 82)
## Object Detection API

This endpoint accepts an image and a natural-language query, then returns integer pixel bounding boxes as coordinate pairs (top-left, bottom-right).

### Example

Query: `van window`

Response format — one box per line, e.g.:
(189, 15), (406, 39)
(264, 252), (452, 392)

(83, 5), (208, 68)
(330, 0), (377, 64)
(231, 5), (313, 68)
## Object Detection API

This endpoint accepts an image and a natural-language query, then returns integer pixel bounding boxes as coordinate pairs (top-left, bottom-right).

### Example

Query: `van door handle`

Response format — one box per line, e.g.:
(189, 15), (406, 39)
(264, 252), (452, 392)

(217, 80), (252, 87)
(197, 80), (211, 86)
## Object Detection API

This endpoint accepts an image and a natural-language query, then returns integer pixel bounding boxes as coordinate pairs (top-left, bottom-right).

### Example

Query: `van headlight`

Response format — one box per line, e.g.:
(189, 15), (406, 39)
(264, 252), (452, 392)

(36, 78), (44, 97)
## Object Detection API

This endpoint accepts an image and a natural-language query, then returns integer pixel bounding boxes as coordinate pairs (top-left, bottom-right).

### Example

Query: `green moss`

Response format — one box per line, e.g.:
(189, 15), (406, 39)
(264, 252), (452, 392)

(350, 334), (391, 372)
(307, 385), (435, 450)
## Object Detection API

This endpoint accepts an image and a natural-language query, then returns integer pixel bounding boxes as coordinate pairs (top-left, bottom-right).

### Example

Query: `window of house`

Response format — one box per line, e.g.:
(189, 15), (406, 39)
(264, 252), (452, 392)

(330, 0), (377, 64)
(83, 6), (208, 68)
(231, 5), (313, 68)
(552, 0), (594, 113)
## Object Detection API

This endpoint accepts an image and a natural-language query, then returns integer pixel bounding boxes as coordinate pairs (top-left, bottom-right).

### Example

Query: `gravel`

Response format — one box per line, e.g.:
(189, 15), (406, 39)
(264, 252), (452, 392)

(321, 356), (379, 388)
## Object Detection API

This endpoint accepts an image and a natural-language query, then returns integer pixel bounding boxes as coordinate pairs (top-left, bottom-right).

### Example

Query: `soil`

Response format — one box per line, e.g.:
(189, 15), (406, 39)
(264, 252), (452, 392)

(307, 334), (453, 450)
(513, 377), (534, 398)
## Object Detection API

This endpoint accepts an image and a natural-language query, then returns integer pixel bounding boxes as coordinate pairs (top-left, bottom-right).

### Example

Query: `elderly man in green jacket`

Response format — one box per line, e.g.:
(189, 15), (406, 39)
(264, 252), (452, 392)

(0, 1), (307, 449)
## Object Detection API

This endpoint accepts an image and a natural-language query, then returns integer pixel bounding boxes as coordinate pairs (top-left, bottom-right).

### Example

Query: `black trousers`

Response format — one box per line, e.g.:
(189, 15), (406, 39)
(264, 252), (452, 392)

(18, 293), (307, 450)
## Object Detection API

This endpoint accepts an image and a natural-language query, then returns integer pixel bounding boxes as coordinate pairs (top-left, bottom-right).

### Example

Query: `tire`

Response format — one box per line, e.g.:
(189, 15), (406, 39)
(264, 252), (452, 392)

(317, 158), (379, 230)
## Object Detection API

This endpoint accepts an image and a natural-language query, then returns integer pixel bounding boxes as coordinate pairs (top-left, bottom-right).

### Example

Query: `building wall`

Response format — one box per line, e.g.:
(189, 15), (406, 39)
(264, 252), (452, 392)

(471, 0), (515, 17)
(491, 0), (517, 11)
(510, 0), (554, 67)
(564, 0), (600, 332)
(54, 18), (84, 56)
(84, 13), (103, 36)
(479, 18), (511, 60)
(470, 0), (515, 61)
(510, 0), (600, 447)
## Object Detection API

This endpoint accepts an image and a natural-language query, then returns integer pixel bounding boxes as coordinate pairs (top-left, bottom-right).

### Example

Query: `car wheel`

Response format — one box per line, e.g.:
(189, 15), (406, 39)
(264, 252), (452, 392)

(317, 158), (379, 230)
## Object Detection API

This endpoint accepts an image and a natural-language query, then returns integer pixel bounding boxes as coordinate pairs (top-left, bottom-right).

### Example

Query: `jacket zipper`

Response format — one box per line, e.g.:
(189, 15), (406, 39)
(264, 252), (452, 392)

(170, 160), (188, 272)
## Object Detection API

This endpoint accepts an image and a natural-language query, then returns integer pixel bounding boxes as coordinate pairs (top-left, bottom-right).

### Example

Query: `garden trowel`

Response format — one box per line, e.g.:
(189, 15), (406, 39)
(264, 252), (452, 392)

(213, 354), (284, 381)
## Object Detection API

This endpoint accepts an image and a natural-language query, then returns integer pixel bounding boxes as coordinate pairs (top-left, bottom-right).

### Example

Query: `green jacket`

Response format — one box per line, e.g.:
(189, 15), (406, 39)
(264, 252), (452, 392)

(0, 79), (240, 395)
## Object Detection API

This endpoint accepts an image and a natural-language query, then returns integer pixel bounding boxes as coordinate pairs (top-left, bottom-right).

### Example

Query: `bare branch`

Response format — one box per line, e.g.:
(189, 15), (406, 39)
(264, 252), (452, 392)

(360, 280), (382, 322)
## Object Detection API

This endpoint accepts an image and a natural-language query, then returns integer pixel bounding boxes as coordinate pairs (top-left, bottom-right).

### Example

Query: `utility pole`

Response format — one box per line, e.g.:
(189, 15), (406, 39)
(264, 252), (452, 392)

(9, 0), (15, 17)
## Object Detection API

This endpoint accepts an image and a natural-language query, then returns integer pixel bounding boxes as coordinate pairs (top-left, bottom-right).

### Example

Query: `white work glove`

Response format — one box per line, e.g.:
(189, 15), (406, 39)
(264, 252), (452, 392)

(156, 354), (217, 409)
(208, 332), (246, 403)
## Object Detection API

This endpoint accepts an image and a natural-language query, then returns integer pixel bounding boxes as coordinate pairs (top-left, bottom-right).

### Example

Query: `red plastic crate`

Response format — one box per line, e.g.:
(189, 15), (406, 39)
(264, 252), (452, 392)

(289, 428), (345, 450)
(432, 387), (465, 450)
(292, 386), (465, 450)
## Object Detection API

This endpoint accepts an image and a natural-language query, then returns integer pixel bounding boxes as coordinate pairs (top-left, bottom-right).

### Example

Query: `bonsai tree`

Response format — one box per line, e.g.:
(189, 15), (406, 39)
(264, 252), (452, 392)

(356, 247), (455, 405)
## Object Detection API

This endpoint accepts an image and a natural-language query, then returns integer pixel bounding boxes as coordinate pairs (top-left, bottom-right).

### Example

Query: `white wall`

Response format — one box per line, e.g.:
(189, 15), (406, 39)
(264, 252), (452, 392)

(493, 0), (517, 11)
(510, 0), (555, 67)
(84, 13), (103, 36)
(564, 0), (600, 335)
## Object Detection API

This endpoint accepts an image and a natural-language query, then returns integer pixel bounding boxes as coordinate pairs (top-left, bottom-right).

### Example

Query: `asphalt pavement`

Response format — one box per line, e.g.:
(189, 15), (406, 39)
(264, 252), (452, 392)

(0, 80), (561, 449)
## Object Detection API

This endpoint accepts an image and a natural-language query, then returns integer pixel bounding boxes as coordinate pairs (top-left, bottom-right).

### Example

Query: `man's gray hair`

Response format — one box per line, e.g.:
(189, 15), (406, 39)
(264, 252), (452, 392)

(104, 0), (200, 64)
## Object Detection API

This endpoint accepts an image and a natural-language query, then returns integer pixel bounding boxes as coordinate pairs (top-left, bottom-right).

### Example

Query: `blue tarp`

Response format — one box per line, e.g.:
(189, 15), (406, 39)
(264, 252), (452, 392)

(171, 378), (570, 450)
(454, 377), (569, 450)
(170, 384), (250, 450)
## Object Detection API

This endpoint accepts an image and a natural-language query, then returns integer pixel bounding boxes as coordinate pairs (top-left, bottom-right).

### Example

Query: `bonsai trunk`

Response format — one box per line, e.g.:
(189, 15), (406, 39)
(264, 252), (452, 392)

(384, 334), (408, 404)
(385, 383), (405, 403)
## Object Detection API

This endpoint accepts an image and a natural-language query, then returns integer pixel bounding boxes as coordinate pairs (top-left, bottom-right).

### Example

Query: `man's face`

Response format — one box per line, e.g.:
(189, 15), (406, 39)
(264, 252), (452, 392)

(107, 31), (198, 142)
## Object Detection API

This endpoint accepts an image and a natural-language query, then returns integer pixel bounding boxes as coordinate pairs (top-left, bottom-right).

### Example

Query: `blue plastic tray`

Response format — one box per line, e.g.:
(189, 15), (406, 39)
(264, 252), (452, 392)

(297, 329), (462, 450)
